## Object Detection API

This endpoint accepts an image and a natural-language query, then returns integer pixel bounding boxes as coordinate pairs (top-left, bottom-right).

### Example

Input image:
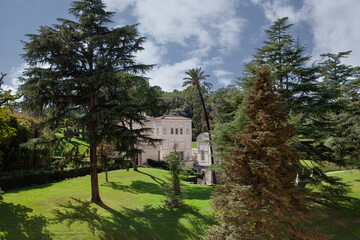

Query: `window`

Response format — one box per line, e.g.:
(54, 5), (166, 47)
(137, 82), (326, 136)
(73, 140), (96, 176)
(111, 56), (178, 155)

(163, 128), (167, 135)
(201, 150), (205, 161)
(180, 128), (183, 134)
(171, 128), (174, 134)
(175, 128), (178, 134)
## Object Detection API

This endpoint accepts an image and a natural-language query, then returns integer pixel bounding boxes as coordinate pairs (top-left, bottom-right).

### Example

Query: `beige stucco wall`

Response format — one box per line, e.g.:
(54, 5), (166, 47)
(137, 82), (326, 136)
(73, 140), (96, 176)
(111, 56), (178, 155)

(137, 116), (192, 165)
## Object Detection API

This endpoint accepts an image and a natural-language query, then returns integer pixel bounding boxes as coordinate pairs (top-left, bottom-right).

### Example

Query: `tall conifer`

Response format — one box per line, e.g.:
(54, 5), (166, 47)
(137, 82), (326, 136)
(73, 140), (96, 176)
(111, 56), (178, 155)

(206, 66), (320, 240)
(21, 0), (154, 203)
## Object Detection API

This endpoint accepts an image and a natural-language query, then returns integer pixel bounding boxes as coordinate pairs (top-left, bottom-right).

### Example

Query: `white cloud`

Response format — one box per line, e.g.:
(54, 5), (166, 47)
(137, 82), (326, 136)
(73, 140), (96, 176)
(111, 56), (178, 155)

(304, 0), (360, 66)
(252, 0), (360, 67)
(213, 69), (233, 86)
(2, 63), (27, 92)
(103, 0), (134, 12)
(127, 0), (244, 50)
(104, 0), (246, 91)
(148, 57), (201, 92)
(136, 40), (167, 65)
(251, 0), (310, 24)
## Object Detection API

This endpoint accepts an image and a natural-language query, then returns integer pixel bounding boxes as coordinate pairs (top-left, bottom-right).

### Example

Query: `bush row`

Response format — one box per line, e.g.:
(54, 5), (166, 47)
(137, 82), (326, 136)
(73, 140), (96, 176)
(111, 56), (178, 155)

(0, 166), (120, 191)
(147, 159), (169, 170)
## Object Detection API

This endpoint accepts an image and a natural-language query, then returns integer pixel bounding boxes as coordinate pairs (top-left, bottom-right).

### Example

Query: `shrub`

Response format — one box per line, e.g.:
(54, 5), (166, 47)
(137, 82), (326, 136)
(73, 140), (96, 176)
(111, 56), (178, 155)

(163, 152), (184, 208)
(181, 167), (195, 176)
(147, 159), (169, 170)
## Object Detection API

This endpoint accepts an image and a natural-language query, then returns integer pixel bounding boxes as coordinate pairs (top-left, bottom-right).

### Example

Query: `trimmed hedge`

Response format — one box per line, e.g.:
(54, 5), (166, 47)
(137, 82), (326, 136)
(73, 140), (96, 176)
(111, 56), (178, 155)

(147, 159), (169, 170)
(181, 167), (196, 176)
(181, 175), (198, 184)
(0, 165), (121, 191)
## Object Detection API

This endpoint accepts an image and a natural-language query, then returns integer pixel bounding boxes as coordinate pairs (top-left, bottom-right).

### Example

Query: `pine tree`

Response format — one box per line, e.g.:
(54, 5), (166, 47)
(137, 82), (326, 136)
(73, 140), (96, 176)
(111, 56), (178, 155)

(238, 17), (350, 195)
(164, 151), (184, 208)
(322, 53), (360, 167)
(20, 0), (154, 203)
(206, 66), (320, 240)
(241, 17), (318, 111)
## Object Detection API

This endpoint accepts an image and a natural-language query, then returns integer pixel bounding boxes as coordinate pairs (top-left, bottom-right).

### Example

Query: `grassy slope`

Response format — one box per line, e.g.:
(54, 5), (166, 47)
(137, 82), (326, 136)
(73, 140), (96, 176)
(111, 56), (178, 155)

(1, 168), (359, 240)
(0, 168), (214, 240)
(312, 170), (360, 240)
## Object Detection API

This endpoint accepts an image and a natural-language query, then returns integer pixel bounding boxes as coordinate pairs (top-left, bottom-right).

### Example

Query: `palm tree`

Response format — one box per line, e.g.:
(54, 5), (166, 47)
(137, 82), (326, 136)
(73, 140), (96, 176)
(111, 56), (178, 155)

(183, 67), (216, 183)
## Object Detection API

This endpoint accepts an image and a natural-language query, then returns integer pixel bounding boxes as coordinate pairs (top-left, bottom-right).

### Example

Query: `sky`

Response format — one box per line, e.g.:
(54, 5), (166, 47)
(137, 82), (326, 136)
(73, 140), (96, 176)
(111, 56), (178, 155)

(1, 0), (360, 92)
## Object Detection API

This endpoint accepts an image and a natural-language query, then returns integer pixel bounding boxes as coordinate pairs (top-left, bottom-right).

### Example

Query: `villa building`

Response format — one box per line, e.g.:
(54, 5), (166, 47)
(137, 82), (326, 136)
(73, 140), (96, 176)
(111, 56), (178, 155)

(194, 132), (218, 185)
(136, 115), (193, 167)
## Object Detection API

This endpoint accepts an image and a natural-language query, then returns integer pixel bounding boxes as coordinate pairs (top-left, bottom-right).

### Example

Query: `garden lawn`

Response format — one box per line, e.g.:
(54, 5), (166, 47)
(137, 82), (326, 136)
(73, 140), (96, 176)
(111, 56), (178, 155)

(0, 168), (214, 240)
(310, 170), (360, 240)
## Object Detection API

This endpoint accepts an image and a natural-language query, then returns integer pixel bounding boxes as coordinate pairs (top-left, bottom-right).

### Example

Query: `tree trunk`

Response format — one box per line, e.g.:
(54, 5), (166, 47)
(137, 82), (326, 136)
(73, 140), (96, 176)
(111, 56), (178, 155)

(105, 166), (108, 183)
(129, 121), (138, 171)
(89, 92), (102, 203)
(132, 157), (138, 171)
(89, 131), (102, 203)
(197, 85), (217, 184)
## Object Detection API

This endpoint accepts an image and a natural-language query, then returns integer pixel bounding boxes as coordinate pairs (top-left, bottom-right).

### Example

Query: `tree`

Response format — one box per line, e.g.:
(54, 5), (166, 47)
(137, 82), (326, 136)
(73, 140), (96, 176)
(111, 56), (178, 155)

(183, 67), (216, 183)
(119, 75), (164, 171)
(21, 0), (153, 203)
(238, 17), (350, 195)
(164, 150), (184, 208)
(206, 66), (320, 240)
(211, 85), (246, 157)
(320, 52), (360, 166)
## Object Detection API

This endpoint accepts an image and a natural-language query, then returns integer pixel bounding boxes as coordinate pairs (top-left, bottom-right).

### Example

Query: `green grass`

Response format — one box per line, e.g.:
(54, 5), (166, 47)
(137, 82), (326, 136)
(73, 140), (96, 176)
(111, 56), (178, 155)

(310, 170), (360, 239)
(0, 168), (214, 240)
(301, 160), (346, 172)
(1, 168), (359, 240)
(192, 142), (198, 148)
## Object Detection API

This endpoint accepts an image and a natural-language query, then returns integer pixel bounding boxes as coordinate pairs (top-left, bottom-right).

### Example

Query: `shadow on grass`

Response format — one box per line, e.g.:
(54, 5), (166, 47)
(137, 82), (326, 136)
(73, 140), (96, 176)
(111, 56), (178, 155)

(52, 198), (215, 240)
(7, 182), (55, 194)
(0, 201), (50, 239)
(311, 196), (360, 239)
(102, 181), (164, 195)
(102, 180), (212, 200)
(137, 170), (166, 185)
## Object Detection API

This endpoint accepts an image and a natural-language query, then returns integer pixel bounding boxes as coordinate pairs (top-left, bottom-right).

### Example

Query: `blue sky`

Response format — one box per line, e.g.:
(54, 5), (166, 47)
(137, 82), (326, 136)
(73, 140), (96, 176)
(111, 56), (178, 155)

(1, 0), (360, 92)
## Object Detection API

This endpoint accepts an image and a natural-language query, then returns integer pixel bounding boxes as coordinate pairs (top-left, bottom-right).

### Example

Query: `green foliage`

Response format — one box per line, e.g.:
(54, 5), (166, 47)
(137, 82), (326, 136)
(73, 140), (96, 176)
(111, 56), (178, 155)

(20, 0), (159, 202)
(181, 167), (195, 177)
(164, 152), (184, 208)
(318, 52), (360, 167)
(212, 85), (247, 157)
(147, 159), (169, 170)
(183, 67), (213, 135)
(0, 111), (53, 173)
(207, 66), (320, 240)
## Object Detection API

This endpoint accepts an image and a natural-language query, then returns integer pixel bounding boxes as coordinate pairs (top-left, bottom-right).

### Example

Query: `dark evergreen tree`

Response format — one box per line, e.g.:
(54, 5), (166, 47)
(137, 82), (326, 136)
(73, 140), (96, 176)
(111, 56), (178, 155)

(206, 66), (321, 240)
(241, 17), (318, 112)
(211, 85), (246, 158)
(321, 52), (360, 167)
(237, 17), (348, 194)
(164, 150), (184, 208)
(20, 0), (154, 203)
